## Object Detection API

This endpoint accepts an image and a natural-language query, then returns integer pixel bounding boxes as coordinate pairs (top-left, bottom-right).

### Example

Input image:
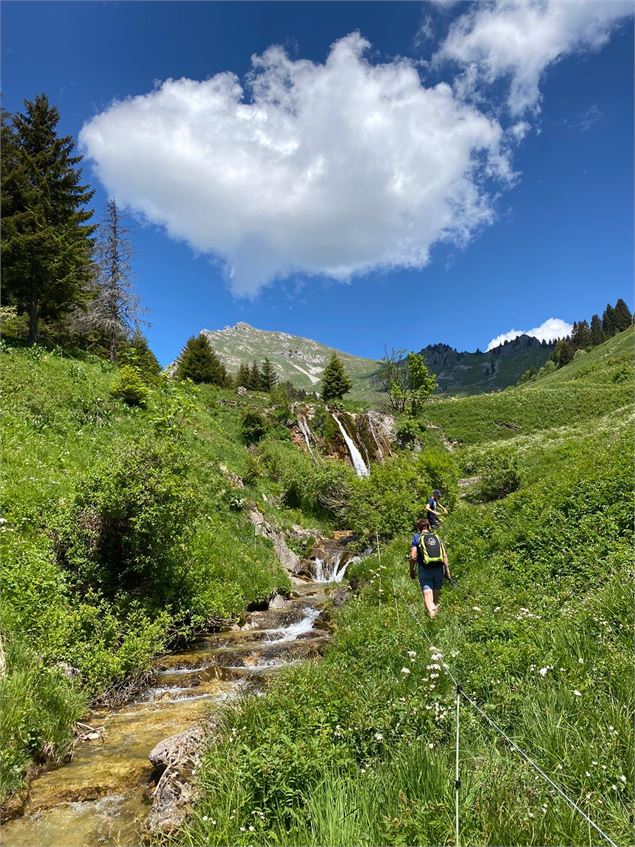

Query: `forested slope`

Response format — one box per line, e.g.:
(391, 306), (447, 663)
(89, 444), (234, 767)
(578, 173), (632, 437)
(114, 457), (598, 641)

(185, 329), (633, 847)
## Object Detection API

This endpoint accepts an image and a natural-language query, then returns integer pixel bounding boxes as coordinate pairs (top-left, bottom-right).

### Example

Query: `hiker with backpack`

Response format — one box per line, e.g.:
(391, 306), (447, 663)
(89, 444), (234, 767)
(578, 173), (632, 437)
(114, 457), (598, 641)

(410, 517), (450, 618)
(426, 488), (447, 529)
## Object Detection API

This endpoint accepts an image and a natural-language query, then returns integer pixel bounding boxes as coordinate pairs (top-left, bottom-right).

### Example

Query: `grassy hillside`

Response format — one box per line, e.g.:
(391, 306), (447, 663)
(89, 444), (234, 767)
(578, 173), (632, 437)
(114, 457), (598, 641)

(0, 345), (292, 800)
(422, 328), (633, 444)
(185, 330), (633, 847)
(200, 322), (382, 402)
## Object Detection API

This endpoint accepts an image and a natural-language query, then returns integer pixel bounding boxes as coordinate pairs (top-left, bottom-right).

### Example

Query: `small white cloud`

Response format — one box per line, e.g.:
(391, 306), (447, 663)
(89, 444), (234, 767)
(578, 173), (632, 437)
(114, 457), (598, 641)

(487, 317), (572, 351)
(80, 33), (510, 297)
(578, 104), (602, 132)
(435, 0), (633, 115)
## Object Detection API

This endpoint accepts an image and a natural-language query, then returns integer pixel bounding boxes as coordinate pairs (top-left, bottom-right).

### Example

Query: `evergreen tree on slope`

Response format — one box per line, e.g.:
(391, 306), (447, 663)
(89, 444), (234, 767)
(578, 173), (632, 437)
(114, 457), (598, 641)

(177, 334), (226, 385)
(602, 303), (618, 338)
(260, 358), (278, 392)
(1, 96), (95, 344)
(321, 353), (353, 402)
(590, 314), (604, 346)
(613, 298), (632, 332)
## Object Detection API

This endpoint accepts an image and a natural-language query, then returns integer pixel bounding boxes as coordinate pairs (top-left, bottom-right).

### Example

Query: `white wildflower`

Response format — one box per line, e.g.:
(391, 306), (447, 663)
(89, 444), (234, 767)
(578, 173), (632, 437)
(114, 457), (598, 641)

(428, 742), (434, 749)
(202, 816), (208, 822)
(249, 826), (255, 832)
(539, 667), (549, 677)
(573, 689), (582, 697)
(407, 651), (417, 658)
(472, 606), (481, 612)
(401, 667), (411, 675)
(375, 732), (384, 741)
(619, 775), (627, 783)
(578, 658), (584, 664)
(585, 771), (591, 777)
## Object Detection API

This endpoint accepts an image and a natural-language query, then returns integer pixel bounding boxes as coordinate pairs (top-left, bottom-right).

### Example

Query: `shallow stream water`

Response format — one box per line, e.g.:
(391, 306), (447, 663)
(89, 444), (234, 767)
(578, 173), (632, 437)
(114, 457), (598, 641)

(3, 581), (334, 847)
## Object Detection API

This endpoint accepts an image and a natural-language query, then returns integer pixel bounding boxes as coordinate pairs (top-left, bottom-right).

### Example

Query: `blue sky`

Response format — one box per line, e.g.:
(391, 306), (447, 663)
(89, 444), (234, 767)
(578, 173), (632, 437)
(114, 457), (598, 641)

(2, 1), (633, 365)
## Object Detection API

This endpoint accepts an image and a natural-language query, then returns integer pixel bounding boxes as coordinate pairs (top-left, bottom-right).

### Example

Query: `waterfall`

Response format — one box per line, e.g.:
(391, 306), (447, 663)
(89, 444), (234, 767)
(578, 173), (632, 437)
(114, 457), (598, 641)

(297, 416), (315, 457)
(311, 552), (349, 583)
(332, 414), (370, 477)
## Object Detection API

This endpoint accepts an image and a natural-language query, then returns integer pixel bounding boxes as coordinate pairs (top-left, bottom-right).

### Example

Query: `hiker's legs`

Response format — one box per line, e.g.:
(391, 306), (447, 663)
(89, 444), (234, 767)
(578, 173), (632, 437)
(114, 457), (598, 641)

(422, 587), (436, 616)
(433, 588), (441, 607)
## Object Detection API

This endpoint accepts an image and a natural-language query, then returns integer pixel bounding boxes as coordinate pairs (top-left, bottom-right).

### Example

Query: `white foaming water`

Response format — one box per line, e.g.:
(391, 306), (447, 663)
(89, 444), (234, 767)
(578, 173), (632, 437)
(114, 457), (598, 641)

(332, 414), (370, 477)
(268, 606), (320, 641)
(312, 552), (349, 582)
(298, 417), (315, 456)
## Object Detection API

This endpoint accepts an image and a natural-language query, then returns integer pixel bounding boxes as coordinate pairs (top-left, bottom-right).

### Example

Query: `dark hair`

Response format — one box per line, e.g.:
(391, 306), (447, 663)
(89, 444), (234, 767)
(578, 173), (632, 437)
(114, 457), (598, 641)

(417, 517), (429, 531)
(433, 489), (441, 498)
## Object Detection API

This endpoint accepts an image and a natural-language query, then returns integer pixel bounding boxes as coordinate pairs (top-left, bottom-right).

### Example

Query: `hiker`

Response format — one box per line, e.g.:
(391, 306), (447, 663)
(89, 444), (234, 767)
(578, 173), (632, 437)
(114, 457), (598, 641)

(426, 488), (447, 529)
(410, 518), (450, 618)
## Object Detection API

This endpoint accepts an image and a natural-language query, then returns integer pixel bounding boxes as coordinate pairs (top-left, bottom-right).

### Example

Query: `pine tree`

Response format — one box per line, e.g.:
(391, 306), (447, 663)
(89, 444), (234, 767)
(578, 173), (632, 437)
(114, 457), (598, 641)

(120, 330), (161, 381)
(247, 362), (262, 391)
(236, 363), (251, 388)
(552, 338), (574, 368)
(260, 358), (278, 392)
(74, 200), (142, 361)
(320, 353), (353, 402)
(613, 298), (632, 332)
(2, 95), (96, 344)
(570, 320), (592, 349)
(602, 303), (618, 338)
(590, 314), (604, 346)
(177, 334), (225, 384)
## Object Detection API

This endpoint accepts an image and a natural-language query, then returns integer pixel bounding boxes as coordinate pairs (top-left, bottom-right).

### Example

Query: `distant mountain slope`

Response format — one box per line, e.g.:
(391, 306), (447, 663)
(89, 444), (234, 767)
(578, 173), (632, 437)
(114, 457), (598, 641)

(420, 334), (554, 394)
(201, 322), (382, 400)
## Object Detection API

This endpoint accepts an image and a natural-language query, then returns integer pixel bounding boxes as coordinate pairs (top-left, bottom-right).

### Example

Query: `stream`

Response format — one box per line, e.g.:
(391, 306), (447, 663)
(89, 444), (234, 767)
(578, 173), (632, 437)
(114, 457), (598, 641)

(3, 579), (339, 846)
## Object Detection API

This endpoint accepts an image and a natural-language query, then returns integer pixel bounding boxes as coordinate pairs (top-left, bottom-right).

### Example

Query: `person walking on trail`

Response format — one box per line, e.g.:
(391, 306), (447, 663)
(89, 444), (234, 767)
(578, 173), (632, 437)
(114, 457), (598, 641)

(426, 489), (447, 529)
(410, 518), (450, 619)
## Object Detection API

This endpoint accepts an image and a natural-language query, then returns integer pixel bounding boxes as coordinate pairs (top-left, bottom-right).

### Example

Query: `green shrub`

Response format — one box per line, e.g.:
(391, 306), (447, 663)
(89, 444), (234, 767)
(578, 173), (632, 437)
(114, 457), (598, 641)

(395, 415), (422, 448)
(110, 365), (149, 407)
(54, 438), (197, 600)
(241, 410), (268, 445)
(476, 452), (520, 501)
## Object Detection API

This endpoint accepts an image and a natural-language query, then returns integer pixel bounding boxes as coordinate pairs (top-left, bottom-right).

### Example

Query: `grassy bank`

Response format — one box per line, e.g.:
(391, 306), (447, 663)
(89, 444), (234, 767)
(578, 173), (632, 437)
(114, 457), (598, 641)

(0, 344), (290, 801)
(184, 331), (633, 846)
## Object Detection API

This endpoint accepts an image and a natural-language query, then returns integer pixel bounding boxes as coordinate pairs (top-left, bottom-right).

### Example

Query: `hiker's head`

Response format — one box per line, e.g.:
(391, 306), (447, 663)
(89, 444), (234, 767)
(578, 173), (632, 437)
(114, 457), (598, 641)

(433, 489), (442, 499)
(417, 518), (430, 532)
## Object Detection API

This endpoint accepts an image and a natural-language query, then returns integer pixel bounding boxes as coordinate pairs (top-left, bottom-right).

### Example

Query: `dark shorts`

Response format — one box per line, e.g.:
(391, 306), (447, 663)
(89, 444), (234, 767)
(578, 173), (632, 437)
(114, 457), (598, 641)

(418, 564), (444, 592)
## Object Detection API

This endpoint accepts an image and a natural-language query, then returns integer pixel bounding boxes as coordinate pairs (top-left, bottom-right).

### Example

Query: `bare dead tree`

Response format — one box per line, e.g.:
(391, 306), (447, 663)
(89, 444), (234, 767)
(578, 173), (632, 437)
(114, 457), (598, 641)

(74, 199), (144, 360)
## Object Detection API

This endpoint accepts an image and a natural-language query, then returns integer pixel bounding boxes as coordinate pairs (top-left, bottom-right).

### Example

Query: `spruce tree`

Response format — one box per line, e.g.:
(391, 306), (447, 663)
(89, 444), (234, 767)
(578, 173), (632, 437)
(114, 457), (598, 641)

(590, 314), (604, 346)
(613, 298), (632, 332)
(260, 358), (278, 392)
(321, 353), (353, 402)
(552, 338), (574, 368)
(177, 334), (224, 384)
(236, 363), (251, 388)
(247, 362), (262, 391)
(2, 95), (96, 344)
(120, 331), (161, 380)
(570, 320), (592, 349)
(602, 303), (618, 337)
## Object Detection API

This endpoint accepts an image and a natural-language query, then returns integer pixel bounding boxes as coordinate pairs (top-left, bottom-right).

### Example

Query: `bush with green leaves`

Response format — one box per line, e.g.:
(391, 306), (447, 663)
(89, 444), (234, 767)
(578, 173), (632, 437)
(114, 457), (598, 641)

(110, 364), (149, 407)
(474, 451), (520, 501)
(241, 410), (269, 445)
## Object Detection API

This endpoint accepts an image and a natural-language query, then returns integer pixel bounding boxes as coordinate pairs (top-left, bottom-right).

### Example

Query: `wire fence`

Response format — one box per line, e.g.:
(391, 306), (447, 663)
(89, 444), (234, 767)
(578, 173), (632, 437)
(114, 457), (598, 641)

(393, 577), (620, 847)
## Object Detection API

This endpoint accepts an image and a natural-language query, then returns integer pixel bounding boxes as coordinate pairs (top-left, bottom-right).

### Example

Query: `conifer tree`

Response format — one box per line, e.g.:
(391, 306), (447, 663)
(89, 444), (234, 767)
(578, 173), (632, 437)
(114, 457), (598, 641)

(570, 320), (592, 349)
(76, 200), (141, 361)
(120, 330), (161, 380)
(236, 363), (251, 388)
(177, 334), (225, 384)
(2, 95), (96, 344)
(552, 338), (574, 368)
(321, 353), (353, 402)
(590, 314), (604, 346)
(247, 362), (262, 391)
(613, 298), (632, 332)
(260, 358), (278, 392)
(602, 303), (618, 337)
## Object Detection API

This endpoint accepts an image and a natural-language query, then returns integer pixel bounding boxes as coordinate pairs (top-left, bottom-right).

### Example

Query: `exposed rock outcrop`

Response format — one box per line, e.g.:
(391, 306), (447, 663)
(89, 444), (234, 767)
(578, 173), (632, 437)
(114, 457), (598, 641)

(247, 508), (303, 574)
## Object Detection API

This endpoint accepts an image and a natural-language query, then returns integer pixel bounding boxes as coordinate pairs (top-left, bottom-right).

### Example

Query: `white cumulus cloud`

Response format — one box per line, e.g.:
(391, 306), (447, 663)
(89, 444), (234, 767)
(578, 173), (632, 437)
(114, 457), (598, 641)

(436, 0), (633, 115)
(487, 317), (572, 351)
(79, 33), (510, 296)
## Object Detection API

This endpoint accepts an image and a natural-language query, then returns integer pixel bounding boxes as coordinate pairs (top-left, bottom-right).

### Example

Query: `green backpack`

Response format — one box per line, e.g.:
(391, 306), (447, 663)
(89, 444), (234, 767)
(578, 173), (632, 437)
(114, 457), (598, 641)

(419, 532), (444, 565)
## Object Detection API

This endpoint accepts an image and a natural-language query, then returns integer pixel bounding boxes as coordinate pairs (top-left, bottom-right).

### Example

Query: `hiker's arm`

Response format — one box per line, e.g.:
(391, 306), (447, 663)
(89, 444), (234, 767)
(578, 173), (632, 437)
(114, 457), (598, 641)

(409, 546), (417, 579)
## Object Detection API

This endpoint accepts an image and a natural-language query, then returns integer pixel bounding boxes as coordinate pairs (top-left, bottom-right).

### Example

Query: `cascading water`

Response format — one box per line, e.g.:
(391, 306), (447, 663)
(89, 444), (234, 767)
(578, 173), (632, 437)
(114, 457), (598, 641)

(297, 416), (315, 457)
(332, 414), (370, 477)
